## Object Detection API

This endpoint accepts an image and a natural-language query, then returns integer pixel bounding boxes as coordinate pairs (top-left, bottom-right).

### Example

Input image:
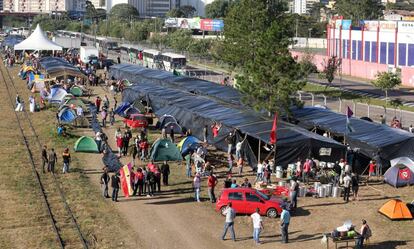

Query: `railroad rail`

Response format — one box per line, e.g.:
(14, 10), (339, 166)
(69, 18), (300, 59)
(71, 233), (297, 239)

(0, 60), (88, 249)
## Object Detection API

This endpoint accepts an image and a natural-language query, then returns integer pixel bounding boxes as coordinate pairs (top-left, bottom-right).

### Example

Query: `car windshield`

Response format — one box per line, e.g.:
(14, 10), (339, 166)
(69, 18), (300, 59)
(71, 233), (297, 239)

(255, 190), (270, 200)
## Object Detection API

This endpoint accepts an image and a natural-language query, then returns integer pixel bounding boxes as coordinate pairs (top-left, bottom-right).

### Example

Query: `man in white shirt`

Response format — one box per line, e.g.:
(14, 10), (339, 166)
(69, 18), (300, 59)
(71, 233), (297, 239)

(221, 202), (236, 241)
(255, 161), (264, 183)
(251, 208), (264, 244)
(343, 173), (352, 203)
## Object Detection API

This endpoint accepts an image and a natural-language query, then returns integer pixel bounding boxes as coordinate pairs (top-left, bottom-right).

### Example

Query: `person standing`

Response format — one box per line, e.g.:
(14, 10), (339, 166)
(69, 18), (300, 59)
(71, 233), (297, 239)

(221, 202), (236, 241)
(280, 205), (290, 244)
(203, 125), (208, 143)
(193, 173), (201, 202)
(251, 208), (264, 245)
(161, 161), (170, 186)
(356, 219), (371, 249)
(41, 145), (48, 173)
(101, 109), (107, 127)
(367, 160), (376, 183)
(302, 159), (311, 184)
(62, 148), (71, 173)
(109, 108), (115, 126)
(133, 168), (144, 196)
(146, 170), (156, 196)
(169, 126), (175, 143)
(225, 132), (236, 155)
(48, 148), (57, 173)
(154, 166), (162, 192)
(289, 178), (298, 209)
(95, 131), (102, 153)
(29, 95), (35, 113)
(352, 173), (360, 201)
(255, 161), (264, 183)
(343, 173), (352, 203)
(100, 167), (110, 198)
(207, 173), (218, 203)
(111, 173), (120, 202)
(95, 96), (102, 112)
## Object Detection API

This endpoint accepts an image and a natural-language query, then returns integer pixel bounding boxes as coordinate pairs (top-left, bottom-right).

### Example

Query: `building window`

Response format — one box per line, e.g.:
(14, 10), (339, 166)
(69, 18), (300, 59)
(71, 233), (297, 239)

(358, 41), (362, 61)
(371, 42), (377, 63)
(408, 44), (414, 66)
(399, 43), (407, 66)
(352, 40), (357, 60)
(380, 42), (387, 64)
(388, 43), (395, 65)
(365, 41), (370, 62)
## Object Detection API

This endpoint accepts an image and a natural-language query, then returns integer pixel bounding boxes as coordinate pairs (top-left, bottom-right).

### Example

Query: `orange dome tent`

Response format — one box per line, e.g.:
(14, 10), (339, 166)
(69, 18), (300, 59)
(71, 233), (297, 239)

(378, 199), (413, 220)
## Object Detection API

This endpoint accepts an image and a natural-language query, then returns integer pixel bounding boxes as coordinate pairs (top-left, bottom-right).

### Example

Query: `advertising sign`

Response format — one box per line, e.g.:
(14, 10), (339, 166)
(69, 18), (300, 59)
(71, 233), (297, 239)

(361, 20), (396, 32)
(200, 19), (224, 32)
(164, 18), (201, 29)
(398, 21), (414, 33)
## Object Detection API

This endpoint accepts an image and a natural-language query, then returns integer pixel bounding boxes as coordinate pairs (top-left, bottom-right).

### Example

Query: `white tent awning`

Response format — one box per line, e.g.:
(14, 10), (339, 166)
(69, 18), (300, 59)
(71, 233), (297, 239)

(14, 25), (63, 51)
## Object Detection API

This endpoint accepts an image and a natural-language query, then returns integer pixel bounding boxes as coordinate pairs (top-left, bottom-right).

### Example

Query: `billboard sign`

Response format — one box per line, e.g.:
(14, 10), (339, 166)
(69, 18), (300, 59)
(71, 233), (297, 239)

(398, 21), (414, 33)
(200, 19), (224, 32)
(164, 18), (201, 29)
(361, 20), (396, 32)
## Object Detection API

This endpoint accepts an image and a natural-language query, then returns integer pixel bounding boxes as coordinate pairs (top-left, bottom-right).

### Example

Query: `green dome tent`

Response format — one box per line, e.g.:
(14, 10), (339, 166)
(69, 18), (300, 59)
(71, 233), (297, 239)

(61, 98), (88, 110)
(74, 136), (99, 153)
(149, 139), (182, 161)
(70, 86), (83, 97)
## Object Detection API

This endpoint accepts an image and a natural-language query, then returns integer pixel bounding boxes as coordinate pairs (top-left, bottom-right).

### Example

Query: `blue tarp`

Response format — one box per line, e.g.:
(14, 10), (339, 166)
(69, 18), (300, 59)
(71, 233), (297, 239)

(2, 35), (24, 47)
(114, 102), (131, 116)
(39, 57), (84, 78)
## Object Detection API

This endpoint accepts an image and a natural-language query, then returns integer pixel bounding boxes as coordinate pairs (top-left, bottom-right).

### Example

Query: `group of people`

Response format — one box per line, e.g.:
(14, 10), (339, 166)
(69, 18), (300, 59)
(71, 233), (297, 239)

(100, 161), (170, 202)
(41, 145), (71, 174)
(221, 202), (291, 244)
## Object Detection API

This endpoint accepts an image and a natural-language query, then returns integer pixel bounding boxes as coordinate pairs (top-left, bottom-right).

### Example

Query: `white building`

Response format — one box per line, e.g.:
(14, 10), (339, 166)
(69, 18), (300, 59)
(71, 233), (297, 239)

(293, 0), (319, 15)
(1, 0), (85, 13)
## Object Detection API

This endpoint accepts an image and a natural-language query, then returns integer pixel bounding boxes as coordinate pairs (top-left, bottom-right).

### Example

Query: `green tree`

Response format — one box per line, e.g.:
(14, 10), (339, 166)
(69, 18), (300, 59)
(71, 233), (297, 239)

(371, 71), (401, 105)
(225, 0), (304, 113)
(205, 0), (232, 18)
(322, 56), (341, 89)
(298, 50), (318, 79)
(179, 5), (197, 17)
(334, 0), (383, 23)
(167, 29), (193, 51)
(85, 0), (97, 19)
(110, 3), (139, 20)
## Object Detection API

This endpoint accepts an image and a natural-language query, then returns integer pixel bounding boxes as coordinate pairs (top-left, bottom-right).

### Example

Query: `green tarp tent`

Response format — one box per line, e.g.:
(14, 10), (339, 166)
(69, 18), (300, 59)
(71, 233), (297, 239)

(74, 136), (99, 153)
(70, 86), (83, 97)
(149, 139), (182, 161)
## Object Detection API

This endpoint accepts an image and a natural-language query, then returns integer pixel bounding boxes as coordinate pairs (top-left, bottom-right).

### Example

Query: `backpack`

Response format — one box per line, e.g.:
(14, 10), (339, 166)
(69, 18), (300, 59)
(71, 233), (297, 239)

(365, 225), (372, 238)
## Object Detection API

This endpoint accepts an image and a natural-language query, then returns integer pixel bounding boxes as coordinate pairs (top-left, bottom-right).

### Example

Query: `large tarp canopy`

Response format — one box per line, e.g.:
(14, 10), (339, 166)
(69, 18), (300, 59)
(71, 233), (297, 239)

(2, 35), (25, 47)
(39, 57), (85, 78)
(110, 64), (242, 105)
(122, 82), (346, 166)
(14, 25), (62, 51)
(291, 107), (414, 162)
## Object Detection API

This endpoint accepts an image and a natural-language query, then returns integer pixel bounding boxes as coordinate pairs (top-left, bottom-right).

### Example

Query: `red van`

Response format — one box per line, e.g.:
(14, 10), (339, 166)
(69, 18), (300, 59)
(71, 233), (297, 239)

(216, 188), (285, 218)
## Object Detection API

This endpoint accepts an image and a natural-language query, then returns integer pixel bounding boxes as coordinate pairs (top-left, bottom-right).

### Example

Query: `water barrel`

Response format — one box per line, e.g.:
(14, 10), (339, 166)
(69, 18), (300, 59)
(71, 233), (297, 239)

(324, 184), (333, 197)
(318, 186), (326, 197)
(332, 186), (342, 198)
(298, 186), (307, 197)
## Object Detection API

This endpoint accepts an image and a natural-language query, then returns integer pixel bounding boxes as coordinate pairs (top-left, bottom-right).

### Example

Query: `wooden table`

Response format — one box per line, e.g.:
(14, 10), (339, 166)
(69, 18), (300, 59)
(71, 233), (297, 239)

(325, 234), (359, 249)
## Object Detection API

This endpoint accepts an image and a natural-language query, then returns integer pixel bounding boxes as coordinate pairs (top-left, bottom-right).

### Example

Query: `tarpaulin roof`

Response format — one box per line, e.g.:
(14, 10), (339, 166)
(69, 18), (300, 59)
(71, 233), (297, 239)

(122, 82), (346, 166)
(14, 25), (62, 51)
(39, 57), (85, 78)
(291, 107), (414, 161)
(110, 64), (242, 105)
(2, 35), (25, 47)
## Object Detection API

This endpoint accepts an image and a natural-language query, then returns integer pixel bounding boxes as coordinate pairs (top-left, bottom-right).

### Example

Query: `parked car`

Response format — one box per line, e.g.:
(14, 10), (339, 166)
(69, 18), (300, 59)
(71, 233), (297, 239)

(216, 188), (285, 218)
(123, 114), (148, 128)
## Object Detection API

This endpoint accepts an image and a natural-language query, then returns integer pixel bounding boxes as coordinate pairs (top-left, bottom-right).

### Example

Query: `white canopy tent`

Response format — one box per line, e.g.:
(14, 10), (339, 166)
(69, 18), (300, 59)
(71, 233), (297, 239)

(14, 25), (62, 51)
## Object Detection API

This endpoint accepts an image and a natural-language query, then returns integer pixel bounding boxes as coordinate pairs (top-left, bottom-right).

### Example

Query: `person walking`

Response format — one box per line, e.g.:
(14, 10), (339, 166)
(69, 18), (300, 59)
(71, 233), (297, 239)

(62, 148), (71, 173)
(280, 205), (290, 243)
(48, 148), (57, 173)
(251, 208), (264, 245)
(161, 161), (170, 186)
(343, 173), (352, 203)
(221, 202), (236, 241)
(111, 173), (120, 202)
(100, 167), (110, 198)
(207, 173), (218, 203)
(101, 109), (107, 127)
(193, 173), (201, 202)
(356, 219), (371, 249)
(41, 145), (48, 173)
(95, 96), (102, 112)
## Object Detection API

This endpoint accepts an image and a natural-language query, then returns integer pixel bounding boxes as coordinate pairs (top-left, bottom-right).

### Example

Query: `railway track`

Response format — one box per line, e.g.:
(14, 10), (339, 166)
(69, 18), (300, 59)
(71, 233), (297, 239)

(0, 61), (88, 249)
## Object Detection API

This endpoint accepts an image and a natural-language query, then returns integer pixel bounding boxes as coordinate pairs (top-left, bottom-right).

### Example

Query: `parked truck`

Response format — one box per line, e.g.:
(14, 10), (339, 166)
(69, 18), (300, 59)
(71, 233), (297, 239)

(80, 46), (99, 64)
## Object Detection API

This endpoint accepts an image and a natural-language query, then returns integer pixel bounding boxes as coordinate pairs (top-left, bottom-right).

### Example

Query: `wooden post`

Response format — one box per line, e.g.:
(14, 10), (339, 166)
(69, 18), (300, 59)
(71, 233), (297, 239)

(258, 140), (261, 163)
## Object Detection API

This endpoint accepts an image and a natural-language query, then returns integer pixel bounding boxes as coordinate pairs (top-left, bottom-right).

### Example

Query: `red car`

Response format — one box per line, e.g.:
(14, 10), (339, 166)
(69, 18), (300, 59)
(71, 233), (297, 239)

(216, 188), (285, 218)
(123, 114), (148, 128)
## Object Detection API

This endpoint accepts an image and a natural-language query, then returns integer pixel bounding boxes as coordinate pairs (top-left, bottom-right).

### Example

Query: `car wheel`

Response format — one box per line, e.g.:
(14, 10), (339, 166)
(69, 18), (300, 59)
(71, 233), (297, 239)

(266, 208), (278, 218)
(220, 206), (227, 216)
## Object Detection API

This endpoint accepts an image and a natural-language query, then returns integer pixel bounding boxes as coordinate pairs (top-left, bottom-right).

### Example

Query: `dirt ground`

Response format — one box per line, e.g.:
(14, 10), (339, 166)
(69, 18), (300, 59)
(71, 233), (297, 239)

(2, 64), (413, 249)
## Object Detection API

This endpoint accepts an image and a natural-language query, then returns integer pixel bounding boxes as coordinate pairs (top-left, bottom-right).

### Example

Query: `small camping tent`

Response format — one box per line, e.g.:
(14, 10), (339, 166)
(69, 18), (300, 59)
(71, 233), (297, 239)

(159, 114), (178, 128)
(384, 157), (414, 187)
(164, 122), (182, 134)
(378, 199), (413, 220)
(49, 88), (67, 104)
(60, 98), (88, 111)
(74, 136), (99, 153)
(177, 136), (200, 151)
(58, 107), (77, 123)
(150, 139), (182, 161)
(70, 86), (83, 97)
(124, 107), (141, 117)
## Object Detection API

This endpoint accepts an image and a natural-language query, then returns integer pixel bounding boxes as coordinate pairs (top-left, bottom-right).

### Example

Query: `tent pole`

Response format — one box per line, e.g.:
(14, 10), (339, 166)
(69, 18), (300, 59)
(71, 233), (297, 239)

(258, 140), (261, 163)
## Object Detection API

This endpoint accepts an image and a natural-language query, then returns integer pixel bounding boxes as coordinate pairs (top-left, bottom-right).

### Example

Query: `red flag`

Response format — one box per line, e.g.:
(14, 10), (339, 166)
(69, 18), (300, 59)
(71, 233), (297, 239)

(270, 114), (277, 144)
